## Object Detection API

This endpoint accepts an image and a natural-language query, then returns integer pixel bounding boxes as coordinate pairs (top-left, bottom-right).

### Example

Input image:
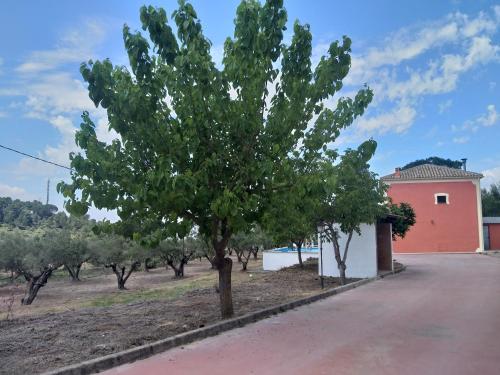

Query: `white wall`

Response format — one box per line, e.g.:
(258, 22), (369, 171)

(318, 223), (377, 278)
(263, 250), (318, 271)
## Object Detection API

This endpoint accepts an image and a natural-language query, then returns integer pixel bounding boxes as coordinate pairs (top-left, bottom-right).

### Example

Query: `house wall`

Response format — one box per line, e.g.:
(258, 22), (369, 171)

(387, 180), (481, 253)
(319, 224), (377, 278)
(486, 223), (500, 250)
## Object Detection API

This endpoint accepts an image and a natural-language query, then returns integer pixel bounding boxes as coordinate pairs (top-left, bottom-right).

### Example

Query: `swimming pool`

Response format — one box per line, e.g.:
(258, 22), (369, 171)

(273, 246), (319, 253)
(263, 247), (319, 270)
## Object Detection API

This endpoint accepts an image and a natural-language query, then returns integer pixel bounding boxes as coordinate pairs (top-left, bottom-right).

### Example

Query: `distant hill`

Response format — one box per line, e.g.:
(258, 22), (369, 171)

(0, 197), (58, 228)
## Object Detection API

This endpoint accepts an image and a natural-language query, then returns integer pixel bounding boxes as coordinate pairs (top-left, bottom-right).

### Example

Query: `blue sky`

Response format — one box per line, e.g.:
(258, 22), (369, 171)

(0, 0), (499, 220)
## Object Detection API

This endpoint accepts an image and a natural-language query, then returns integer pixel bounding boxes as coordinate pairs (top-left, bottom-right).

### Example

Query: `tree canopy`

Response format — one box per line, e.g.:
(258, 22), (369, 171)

(0, 197), (58, 228)
(401, 157), (463, 170)
(387, 202), (416, 240)
(263, 160), (323, 267)
(58, 0), (373, 317)
(482, 183), (500, 217)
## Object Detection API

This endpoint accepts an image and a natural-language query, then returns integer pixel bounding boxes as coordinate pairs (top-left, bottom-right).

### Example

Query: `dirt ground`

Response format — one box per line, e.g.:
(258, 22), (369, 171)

(0, 255), (349, 375)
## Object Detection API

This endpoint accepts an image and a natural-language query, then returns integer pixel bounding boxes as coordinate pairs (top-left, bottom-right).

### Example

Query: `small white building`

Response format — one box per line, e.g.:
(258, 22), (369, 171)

(319, 221), (394, 279)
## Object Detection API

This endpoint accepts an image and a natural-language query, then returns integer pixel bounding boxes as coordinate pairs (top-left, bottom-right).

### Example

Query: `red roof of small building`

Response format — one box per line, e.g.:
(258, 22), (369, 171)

(381, 163), (483, 181)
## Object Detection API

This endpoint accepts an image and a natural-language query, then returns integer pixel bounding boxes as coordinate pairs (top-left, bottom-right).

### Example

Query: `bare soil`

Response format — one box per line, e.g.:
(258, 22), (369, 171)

(0, 256), (349, 375)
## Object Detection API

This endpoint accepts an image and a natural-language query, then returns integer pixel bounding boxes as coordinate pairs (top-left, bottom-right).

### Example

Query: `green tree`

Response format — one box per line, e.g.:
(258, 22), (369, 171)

(0, 230), (63, 305)
(482, 183), (500, 216)
(263, 164), (322, 267)
(319, 140), (386, 285)
(91, 235), (142, 290)
(154, 236), (201, 277)
(229, 227), (266, 270)
(387, 201), (416, 240)
(57, 232), (93, 282)
(249, 225), (273, 259)
(41, 213), (96, 281)
(58, 0), (372, 317)
(0, 229), (27, 282)
(402, 157), (463, 170)
(0, 197), (58, 228)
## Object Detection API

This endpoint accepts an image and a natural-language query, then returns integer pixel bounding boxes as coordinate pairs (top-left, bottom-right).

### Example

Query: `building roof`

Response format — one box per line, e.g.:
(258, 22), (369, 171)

(483, 217), (500, 224)
(381, 164), (483, 182)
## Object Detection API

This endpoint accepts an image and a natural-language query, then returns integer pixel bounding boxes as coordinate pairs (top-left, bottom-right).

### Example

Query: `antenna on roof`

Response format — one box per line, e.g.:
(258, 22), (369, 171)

(461, 158), (467, 171)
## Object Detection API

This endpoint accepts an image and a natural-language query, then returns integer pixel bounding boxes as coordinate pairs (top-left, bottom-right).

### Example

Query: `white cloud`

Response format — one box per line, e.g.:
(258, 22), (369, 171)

(383, 36), (500, 102)
(477, 104), (498, 126)
(16, 21), (105, 74)
(482, 165), (500, 187)
(0, 183), (35, 201)
(453, 136), (470, 144)
(23, 73), (95, 119)
(0, 111), (7, 118)
(2, 20), (118, 193)
(356, 104), (417, 135)
(439, 99), (453, 113)
(340, 5), (500, 139)
(453, 104), (499, 134)
(347, 8), (500, 86)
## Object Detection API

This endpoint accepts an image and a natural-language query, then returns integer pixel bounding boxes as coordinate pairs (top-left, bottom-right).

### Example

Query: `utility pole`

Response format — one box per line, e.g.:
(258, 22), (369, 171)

(46, 179), (50, 205)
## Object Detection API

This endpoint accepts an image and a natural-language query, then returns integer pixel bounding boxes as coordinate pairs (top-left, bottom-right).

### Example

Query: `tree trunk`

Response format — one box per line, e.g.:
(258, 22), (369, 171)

(110, 265), (127, 290)
(64, 264), (82, 282)
(296, 242), (303, 268)
(252, 246), (259, 260)
(235, 249), (243, 263)
(240, 248), (252, 271)
(75, 264), (81, 281)
(331, 236), (346, 285)
(338, 231), (353, 286)
(338, 262), (347, 285)
(107, 262), (139, 290)
(218, 257), (233, 318)
(212, 219), (233, 318)
(117, 277), (126, 290)
(167, 261), (184, 278)
(204, 254), (217, 269)
(144, 258), (152, 272)
(21, 268), (54, 305)
(178, 262), (185, 277)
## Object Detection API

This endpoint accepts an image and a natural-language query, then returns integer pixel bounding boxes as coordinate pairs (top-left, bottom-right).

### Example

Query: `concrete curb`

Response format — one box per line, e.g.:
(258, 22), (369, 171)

(43, 267), (405, 375)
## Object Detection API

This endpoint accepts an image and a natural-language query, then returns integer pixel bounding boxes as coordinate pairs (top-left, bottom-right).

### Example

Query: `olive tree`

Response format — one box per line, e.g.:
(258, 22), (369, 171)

(58, 0), (373, 317)
(230, 230), (261, 271)
(41, 214), (96, 281)
(0, 230), (63, 305)
(91, 236), (142, 290)
(58, 234), (92, 282)
(154, 237), (201, 277)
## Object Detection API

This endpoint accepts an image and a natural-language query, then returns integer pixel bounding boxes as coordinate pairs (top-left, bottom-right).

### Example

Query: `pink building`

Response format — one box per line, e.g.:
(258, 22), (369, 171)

(382, 164), (483, 253)
(483, 217), (500, 251)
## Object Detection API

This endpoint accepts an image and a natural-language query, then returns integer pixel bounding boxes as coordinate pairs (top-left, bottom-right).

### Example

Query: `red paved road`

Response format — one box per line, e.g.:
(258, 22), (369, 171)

(102, 254), (500, 375)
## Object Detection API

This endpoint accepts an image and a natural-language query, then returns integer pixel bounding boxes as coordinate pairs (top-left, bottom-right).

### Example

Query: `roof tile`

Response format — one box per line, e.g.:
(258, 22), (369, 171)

(381, 164), (483, 181)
